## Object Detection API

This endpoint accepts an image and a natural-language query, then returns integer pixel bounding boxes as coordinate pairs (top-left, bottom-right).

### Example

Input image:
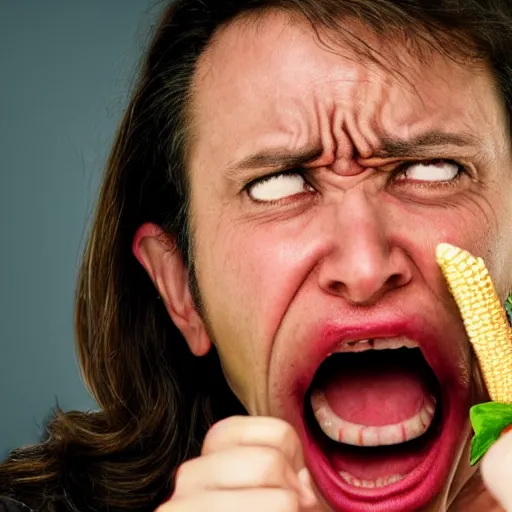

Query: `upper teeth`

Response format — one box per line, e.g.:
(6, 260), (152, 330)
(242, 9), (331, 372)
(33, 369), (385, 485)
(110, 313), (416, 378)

(332, 337), (419, 354)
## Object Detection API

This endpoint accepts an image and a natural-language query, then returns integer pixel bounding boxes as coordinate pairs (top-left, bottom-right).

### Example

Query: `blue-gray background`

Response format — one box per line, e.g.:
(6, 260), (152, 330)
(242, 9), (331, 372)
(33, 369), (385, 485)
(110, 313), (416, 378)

(0, 1), (162, 457)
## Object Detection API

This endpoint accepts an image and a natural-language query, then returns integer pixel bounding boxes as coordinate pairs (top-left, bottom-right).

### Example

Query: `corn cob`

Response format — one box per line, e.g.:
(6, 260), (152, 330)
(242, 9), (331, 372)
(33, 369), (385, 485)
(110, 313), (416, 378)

(435, 243), (512, 403)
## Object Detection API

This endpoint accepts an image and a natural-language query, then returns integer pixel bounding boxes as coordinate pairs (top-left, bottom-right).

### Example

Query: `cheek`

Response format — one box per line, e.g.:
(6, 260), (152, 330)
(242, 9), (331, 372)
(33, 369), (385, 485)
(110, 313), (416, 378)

(402, 192), (497, 256)
(494, 183), (512, 293)
(488, 211), (512, 299)
(450, 188), (512, 298)
(193, 219), (306, 410)
(197, 213), (314, 330)
(397, 187), (511, 302)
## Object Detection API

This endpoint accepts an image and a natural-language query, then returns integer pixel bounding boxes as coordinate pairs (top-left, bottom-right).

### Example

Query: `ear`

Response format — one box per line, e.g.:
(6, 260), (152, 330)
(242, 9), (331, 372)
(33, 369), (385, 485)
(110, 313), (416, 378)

(132, 223), (211, 356)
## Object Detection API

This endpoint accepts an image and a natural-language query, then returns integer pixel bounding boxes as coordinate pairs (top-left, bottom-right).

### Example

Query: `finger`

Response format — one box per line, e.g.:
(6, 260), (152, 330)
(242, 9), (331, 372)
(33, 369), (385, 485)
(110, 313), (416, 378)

(202, 416), (305, 472)
(173, 446), (301, 499)
(159, 488), (300, 512)
(297, 467), (321, 509)
(481, 429), (512, 511)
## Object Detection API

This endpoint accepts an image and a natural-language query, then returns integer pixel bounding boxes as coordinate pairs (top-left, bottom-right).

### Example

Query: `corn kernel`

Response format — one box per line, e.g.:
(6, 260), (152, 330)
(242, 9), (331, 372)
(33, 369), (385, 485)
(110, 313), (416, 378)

(436, 243), (512, 403)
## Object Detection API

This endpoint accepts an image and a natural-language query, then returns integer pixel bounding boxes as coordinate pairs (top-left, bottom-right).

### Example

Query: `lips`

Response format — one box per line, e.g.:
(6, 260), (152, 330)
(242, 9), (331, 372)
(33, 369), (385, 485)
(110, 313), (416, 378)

(271, 315), (472, 512)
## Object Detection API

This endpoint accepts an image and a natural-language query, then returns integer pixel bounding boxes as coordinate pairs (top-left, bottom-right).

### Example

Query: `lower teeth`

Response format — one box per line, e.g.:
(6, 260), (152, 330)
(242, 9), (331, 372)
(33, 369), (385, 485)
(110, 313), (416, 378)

(339, 471), (404, 488)
(311, 390), (436, 446)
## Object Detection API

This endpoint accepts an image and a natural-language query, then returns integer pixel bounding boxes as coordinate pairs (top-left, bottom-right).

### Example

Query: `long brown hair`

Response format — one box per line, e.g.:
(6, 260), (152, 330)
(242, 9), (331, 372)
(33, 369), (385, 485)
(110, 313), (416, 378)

(1, 1), (511, 511)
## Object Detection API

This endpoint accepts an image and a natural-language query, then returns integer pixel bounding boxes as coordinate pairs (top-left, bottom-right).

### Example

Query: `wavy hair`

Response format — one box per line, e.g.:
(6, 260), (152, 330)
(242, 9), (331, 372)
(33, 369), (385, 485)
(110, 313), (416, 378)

(1, 1), (511, 511)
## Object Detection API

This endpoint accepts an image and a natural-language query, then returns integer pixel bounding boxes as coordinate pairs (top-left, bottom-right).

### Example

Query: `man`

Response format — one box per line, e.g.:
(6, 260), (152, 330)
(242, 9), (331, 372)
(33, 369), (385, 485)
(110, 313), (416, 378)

(2, 1), (512, 511)
(134, 1), (512, 510)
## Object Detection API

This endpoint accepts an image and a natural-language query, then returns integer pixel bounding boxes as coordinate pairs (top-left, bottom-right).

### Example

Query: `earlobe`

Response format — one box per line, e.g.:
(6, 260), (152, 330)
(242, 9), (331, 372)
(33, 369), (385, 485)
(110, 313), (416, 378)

(132, 223), (211, 356)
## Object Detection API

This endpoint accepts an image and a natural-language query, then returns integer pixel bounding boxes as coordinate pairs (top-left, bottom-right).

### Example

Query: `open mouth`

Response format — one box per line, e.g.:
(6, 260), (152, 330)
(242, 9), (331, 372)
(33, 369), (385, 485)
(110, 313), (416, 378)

(296, 332), (469, 512)
(307, 339), (441, 484)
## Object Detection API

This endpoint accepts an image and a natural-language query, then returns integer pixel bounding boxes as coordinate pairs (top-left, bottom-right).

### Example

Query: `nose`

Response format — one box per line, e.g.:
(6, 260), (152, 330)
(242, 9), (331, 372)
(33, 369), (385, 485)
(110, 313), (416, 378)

(317, 192), (412, 306)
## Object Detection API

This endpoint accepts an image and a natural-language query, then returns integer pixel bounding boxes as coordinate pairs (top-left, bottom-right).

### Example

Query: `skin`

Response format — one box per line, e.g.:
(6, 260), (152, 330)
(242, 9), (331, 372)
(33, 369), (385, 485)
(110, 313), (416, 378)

(134, 11), (512, 512)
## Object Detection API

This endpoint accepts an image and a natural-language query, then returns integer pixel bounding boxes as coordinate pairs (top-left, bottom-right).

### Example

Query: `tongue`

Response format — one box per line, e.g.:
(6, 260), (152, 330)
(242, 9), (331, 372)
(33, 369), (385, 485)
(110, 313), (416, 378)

(316, 350), (432, 426)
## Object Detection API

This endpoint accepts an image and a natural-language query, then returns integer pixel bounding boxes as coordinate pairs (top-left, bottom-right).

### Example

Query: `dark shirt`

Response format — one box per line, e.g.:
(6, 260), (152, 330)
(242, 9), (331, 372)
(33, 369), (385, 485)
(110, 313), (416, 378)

(0, 498), (34, 512)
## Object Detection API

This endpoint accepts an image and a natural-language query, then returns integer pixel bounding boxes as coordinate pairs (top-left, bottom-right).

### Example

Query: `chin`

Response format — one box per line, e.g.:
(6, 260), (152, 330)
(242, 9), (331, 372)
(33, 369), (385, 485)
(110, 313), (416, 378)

(274, 313), (473, 512)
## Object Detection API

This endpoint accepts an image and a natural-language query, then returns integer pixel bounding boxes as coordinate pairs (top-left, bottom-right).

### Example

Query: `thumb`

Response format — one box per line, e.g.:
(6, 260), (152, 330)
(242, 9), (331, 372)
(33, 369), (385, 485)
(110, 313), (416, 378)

(481, 429), (512, 511)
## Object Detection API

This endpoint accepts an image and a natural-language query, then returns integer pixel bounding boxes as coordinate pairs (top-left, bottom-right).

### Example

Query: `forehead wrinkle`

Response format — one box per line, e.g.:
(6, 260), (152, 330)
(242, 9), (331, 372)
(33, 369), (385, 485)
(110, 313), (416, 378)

(283, 94), (321, 158)
(191, 12), (505, 185)
(225, 93), (342, 179)
(221, 79), (329, 175)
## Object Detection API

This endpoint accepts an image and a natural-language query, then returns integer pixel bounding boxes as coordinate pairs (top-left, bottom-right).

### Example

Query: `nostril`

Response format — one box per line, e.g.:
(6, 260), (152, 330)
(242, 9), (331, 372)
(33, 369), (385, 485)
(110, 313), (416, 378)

(329, 281), (346, 295)
(388, 274), (401, 286)
(324, 271), (409, 306)
(319, 247), (413, 304)
(387, 273), (408, 290)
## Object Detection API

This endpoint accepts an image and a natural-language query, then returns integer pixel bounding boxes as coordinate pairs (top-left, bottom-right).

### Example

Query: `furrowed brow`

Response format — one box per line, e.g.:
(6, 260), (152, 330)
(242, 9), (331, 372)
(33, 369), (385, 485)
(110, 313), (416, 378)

(225, 145), (324, 177)
(224, 131), (481, 180)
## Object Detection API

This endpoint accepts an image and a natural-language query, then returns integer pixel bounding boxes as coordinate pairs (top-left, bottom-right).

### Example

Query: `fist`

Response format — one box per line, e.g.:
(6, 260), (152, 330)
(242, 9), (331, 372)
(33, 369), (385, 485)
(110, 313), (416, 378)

(481, 429), (512, 511)
(157, 416), (320, 512)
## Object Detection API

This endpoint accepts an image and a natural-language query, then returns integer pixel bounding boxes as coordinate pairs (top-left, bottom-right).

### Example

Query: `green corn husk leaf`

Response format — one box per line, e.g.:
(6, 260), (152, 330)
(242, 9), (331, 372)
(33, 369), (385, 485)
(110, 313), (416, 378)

(470, 402), (512, 465)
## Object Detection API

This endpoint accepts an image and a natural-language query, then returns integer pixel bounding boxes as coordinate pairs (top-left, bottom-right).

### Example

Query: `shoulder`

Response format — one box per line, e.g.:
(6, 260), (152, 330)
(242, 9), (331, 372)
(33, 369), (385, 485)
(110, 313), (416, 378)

(0, 497), (35, 512)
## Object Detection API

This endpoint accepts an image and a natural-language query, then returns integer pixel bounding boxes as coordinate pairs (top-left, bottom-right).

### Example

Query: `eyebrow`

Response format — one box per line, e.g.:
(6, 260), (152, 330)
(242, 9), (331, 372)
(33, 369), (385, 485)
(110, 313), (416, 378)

(377, 130), (480, 158)
(225, 145), (324, 176)
(225, 130), (480, 176)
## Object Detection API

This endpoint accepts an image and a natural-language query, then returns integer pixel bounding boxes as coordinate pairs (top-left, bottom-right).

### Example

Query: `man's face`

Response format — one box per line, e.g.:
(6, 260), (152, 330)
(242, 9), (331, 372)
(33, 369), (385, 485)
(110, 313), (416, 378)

(185, 12), (512, 512)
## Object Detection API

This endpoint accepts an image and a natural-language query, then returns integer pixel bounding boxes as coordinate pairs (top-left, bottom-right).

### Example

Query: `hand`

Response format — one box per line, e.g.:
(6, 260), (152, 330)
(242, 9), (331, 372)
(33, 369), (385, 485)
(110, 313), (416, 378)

(157, 416), (321, 512)
(481, 429), (512, 511)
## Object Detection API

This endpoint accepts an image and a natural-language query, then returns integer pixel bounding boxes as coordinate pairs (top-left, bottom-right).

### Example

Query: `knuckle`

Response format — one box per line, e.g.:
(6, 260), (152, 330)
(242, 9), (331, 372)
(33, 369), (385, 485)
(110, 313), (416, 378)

(258, 447), (288, 479)
(269, 421), (301, 465)
(274, 420), (300, 447)
(202, 424), (221, 450)
(173, 458), (194, 486)
(202, 416), (235, 452)
(173, 461), (186, 483)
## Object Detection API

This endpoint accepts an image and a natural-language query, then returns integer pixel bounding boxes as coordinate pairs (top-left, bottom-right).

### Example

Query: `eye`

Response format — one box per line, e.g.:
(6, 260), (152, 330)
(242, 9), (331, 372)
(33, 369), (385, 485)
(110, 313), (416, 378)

(395, 160), (462, 182)
(247, 172), (313, 202)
